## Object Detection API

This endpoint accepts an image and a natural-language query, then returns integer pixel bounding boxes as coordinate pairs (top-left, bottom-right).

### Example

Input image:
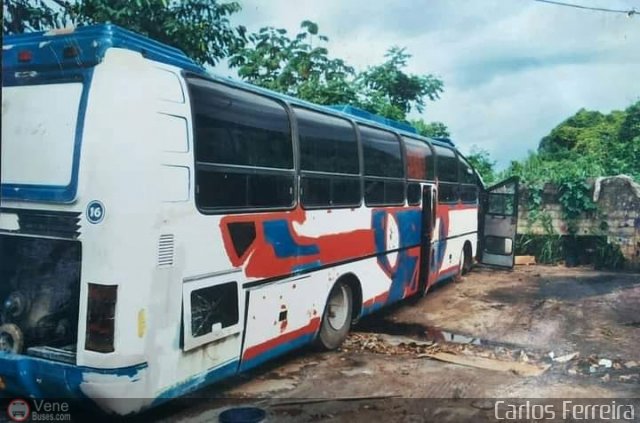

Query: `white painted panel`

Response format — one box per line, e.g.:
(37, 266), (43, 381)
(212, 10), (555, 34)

(161, 165), (190, 202)
(152, 69), (184, 103)
(157, 114), (189, 152)
(1, 83), (82, 185)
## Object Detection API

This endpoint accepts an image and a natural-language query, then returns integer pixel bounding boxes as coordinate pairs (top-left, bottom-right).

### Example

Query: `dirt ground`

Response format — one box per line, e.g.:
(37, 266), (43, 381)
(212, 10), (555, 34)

(146, 265), (640, 422)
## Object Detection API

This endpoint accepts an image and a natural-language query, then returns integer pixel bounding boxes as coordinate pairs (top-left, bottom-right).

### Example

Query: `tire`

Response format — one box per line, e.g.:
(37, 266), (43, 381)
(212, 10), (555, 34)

(454, 248), (466, 282)
(0, 323), (24, 354)
(462, 244), (473, 275)
(315, 281), (353, 350)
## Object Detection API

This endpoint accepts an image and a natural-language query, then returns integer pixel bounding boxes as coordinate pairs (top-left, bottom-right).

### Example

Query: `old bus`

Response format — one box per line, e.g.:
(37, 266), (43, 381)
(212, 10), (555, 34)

(0, 25), (518, 414)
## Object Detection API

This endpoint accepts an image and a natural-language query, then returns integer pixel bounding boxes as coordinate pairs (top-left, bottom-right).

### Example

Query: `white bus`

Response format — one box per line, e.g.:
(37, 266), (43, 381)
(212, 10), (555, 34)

(0, 25), (518, 415)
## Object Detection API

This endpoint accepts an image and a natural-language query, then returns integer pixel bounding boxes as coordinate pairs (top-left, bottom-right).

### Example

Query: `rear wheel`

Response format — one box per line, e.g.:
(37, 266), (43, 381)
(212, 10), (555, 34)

(315, 281), (353, 350)
(454, 248), (467, 282)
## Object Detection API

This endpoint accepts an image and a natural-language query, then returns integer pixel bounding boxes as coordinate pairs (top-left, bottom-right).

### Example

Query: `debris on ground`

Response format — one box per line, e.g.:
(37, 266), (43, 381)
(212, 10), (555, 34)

(598, 358), (613, 368)
(515, 255), (537, 266)
(553, 352), (579, 363)
(624, 361), (638, 369)
(422, 351), (550, 377)
(341, 332), (549, 376)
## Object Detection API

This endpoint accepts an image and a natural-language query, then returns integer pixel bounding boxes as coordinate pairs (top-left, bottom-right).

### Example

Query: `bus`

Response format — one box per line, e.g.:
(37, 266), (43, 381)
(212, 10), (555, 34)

(0, 25), (518, 415)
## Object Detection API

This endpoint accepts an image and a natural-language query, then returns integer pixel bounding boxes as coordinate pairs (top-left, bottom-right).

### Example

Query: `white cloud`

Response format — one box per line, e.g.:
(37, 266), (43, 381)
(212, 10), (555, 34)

(224, 0), (640, 167)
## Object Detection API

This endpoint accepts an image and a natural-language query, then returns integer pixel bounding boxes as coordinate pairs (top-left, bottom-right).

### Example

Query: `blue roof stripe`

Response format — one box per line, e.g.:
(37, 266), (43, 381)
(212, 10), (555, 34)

(2, 24), (204, 73)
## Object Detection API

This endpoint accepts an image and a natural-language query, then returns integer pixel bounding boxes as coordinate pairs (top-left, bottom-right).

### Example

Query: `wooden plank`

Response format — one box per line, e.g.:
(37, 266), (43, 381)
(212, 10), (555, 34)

(422, 352), (550, 377)
(515, 255), (537, 265)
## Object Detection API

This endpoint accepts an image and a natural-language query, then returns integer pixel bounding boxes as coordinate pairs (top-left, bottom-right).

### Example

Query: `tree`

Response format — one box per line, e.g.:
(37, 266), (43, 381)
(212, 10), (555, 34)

(230, 24), (445, 122)
(357, 47), (443, 120)
(3, 0), (247, 66)
(229, 21), (357, 105)
(466, 146), (496, 184)
(3, 0), (68, 34)
(410, 119), (450, 138)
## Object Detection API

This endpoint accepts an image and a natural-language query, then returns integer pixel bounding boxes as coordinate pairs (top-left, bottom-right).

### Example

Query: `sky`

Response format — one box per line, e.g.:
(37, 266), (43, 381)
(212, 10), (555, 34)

(215, 0), (640, 169)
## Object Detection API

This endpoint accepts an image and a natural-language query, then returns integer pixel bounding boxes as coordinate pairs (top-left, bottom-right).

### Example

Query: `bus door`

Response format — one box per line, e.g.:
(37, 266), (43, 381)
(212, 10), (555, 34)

(418, 184), (436, 294)
(479, 177), (519, 268)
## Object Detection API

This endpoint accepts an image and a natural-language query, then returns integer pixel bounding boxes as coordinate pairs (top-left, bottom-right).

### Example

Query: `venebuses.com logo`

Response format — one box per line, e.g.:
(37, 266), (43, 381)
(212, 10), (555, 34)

(6, 398), (72, 422)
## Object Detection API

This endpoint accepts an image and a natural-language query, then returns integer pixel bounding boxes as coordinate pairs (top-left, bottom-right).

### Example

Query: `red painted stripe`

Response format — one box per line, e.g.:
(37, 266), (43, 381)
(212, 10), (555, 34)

(438, 264), (460, 277)
(243, 317), (321, 361)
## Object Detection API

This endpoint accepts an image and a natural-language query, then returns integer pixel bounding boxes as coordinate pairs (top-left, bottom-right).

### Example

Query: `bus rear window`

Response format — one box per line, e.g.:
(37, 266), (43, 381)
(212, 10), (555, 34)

(1, 82), (82, 186)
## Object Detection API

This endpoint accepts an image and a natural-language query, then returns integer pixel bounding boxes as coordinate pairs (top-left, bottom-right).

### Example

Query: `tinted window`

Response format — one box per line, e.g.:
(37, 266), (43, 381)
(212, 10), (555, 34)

(189, 78), (292, 169)
(488, 194), (515, 216)
(439, 183), (458, 203)
(301, 176), (360, 207)
(434, 145), (458, 182)
(459, 156), (477, 185)
(197, 170), (294, 209)
(403, 137), (434, 180)
(360, 126), (403, 178)
(295, 108), (359, 174)
(460, 185), (478, 203)
(365, 180), (405, 206)
(188, 77), (295, 211)
(407, 183), (421, 205)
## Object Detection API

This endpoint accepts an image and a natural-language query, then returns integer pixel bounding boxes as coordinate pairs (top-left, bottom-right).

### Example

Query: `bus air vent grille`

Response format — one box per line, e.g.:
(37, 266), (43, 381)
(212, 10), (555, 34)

(158, 234), (175, 267)
(0, 208), (81, 239)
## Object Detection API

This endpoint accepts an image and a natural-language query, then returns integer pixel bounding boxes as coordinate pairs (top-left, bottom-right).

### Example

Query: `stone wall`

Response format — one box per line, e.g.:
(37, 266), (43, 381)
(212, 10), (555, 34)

(517, 175), (640, 269)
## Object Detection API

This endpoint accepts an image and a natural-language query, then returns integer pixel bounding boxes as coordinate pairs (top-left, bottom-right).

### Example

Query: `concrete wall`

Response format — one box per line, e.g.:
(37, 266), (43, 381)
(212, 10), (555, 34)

(517, 176), (640, 269)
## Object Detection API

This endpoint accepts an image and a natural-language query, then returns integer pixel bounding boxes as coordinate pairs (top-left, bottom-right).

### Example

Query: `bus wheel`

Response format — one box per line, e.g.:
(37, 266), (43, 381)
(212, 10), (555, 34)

(454, 248), (466, 282)
(0, 323), (24, 354)
(315, 281), (353, 350)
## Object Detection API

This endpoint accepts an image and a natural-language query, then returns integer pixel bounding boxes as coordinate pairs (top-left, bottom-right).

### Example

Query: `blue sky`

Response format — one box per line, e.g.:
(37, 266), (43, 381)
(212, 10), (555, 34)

(215, 0), (640, 168)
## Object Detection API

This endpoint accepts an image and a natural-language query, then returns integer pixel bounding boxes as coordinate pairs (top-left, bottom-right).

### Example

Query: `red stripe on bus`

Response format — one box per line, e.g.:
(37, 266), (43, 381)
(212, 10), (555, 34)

(243, 317), (321, 361)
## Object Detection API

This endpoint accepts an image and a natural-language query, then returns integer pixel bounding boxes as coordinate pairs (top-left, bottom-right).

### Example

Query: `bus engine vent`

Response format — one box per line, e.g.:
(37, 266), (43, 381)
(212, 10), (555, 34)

(158, 234), (175, 267)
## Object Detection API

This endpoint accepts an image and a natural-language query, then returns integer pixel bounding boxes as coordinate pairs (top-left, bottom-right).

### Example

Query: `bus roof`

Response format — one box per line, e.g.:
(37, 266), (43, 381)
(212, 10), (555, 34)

(2, 24), (455, 149)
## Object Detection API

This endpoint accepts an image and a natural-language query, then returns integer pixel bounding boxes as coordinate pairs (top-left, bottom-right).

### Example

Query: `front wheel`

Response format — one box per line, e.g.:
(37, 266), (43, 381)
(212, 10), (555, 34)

(315, 281), (353, 350)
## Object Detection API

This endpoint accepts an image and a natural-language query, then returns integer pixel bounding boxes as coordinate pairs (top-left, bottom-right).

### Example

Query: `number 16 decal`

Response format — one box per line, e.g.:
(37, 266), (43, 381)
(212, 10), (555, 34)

(87, 200), (105, 224)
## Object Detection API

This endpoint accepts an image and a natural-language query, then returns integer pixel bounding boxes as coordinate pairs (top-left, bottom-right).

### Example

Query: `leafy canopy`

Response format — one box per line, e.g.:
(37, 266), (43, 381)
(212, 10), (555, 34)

(229, 21), (445, 126)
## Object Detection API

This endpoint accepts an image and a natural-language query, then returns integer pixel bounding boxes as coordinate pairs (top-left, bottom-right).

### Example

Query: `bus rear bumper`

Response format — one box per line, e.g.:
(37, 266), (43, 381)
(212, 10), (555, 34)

(0, 352), (149, 414)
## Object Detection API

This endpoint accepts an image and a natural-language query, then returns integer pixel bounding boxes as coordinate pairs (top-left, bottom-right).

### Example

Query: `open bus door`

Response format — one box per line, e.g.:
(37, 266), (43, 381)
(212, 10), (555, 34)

(418, 183), (436, 294)
(479, 177), (519, 268)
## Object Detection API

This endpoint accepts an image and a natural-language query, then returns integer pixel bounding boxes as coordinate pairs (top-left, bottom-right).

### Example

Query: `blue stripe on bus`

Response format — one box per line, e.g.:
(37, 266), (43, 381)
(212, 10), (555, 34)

(152, 359), (239, 404)
(0, 352), (147, 398)
(263, 220), (320, 258)
(239, 332), (316, 373)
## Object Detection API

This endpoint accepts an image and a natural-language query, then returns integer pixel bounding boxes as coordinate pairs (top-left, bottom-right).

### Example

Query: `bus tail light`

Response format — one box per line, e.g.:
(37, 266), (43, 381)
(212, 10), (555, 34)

(18, 50), (32, 62)
(85, 284), (117, 353)
(63, 46), (80, 59)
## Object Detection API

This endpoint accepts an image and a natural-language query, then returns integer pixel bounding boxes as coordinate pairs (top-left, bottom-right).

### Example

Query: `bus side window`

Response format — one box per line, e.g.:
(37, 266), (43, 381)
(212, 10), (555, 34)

(294, 107), (361, 208)
(458, 155), (478, 203)
(186, 77), (295, 212)
(359, 125), (405, 206)
(403, 136), (434, 206)
(433, 145), (458, 203)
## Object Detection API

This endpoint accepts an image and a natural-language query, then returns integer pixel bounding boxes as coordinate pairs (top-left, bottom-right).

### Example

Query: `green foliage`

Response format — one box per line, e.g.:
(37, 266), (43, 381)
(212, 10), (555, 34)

(3, 0), (68, 34)
(3, 0), (247, 66)
(230, 23), (444, 122)
(502, 101), (640, 236)
(356, 46), (444, 119)
(229, 21), (356, 105)
(465, 146), (496, 185)
(410, 119), (450, 138)
(593, 238), (625, 270)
